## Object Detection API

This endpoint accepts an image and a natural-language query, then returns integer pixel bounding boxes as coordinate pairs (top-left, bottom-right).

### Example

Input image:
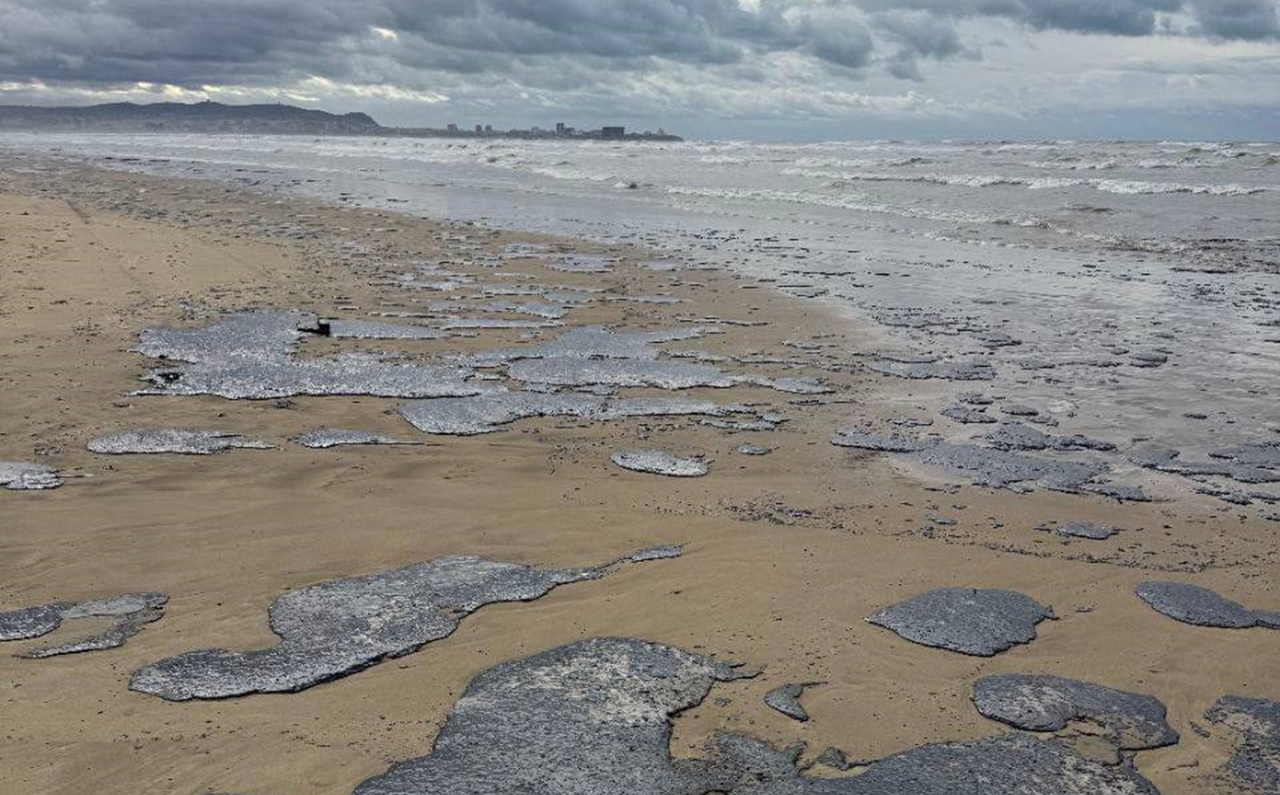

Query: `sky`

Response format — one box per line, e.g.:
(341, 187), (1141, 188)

(1, 0), (1278, 141)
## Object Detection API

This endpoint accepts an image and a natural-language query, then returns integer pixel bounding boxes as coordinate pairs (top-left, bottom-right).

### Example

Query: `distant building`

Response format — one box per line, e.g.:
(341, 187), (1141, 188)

(601, 126), (625, 139)
(555, 122), (566, 135)
(475, 124), (483, 134)
(447, 123), (458, 133)
(485, 125), (493, 133)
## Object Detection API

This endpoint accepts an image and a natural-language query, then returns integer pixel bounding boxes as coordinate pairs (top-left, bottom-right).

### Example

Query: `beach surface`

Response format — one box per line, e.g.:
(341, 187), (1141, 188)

(1, 163), (1276, 795)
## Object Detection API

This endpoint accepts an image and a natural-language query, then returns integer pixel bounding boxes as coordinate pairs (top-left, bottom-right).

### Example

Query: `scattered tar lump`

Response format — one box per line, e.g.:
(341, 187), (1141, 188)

(603, 294), (684, 305)
(1128, 352), (1168, 368)
(640, 258), (711, 271)
(502, 242), (552, 258)
(426, 300), (570, 320)
(1054, 522), (1121, 540)
(508, 356), (738, 390)
(941, 405), (997, 424)
(142, 353), (488, 400)
(1130, 444), (1278, 485)
(868, 358), (996, 381)
(352, 638), (747, 795)
(669, 349), (731, 363)
(831, 431), (933, 453)
(135, 311), (306, 363)
(1202, 695), (1280, 794)
(0, 593), (167, 658)
(1210, 442), (1280, 470)
(495, 344), (833, 397)
(1080, 482), (1152, 502)
(549, 254), (616, 272)
(813, 747), (863, 772)
(351, 637), (1162, 795)
(129, 548), (678, 701)
(466, 326), (708, 366)
(603, 398), (749, 422)
(1000, 404), (1040, 417)
(765, 732), (1161, 794)
(736, 444), (773, 456)
(764, 682), (822, 722)
(985, 423), (1116, 453)
(627, 545), (684, 562)
(611, 450), (709, 477)
(973, 674), (1179, 750)
(1016, 355), (1125, 371)
(875, 314), (957, 330)
(705, 418), (780, 432)
(87, 429), (275, 455)
(399, 391), (748, 435)
(296, 430), (421, 449)
(134, 310), (490, 400)
(313, 319), (456, 340)
(0, 462), (63, 491)
(913, 443), (1111, 494)
(440, 318), (562, 330)
(393, 278), (473, 292)
(867, 588), (1056, 656)
(743, 376), (834, 395)
(480, 285), (595, 305)
(832, 431), (1120, 495)
(1135, 582), (1278, 630)
(829, 427), (1131, 496)
(979, 332), (1021, 348)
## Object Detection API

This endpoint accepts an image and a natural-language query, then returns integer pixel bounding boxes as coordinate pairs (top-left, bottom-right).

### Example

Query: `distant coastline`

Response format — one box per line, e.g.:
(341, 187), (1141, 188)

(0, 100), (682, 142)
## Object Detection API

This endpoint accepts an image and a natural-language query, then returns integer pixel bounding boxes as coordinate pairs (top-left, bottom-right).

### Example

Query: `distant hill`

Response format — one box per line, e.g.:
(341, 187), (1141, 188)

(0, 101), (384, 134)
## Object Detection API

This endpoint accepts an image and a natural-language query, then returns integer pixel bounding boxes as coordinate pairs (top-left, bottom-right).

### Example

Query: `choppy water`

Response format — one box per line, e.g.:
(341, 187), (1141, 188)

(2, 133), (1277, 466)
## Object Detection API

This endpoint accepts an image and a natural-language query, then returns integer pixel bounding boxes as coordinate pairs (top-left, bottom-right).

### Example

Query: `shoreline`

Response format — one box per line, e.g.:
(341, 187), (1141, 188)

(1, 161), (1276, 794)
(6, 134), (1272, 477)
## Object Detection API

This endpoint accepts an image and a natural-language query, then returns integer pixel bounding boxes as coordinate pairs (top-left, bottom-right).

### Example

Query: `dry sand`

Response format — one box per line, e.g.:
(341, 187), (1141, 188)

(0, 163), (1276, 795)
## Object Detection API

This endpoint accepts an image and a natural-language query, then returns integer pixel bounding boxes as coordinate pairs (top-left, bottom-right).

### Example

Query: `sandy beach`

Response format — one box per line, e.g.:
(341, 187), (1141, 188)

(1, 162), (1277, 795)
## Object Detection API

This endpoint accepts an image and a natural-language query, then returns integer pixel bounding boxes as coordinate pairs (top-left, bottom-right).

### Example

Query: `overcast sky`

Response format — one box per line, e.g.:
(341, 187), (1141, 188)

(1, 0), (1277, 140)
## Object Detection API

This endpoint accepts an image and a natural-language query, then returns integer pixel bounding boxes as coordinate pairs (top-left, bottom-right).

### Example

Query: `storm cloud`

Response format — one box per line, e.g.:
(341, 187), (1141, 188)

(1191, 0), (1280, 39)
(0, 0), (1277, 137)
(2, 1), (1276, 85)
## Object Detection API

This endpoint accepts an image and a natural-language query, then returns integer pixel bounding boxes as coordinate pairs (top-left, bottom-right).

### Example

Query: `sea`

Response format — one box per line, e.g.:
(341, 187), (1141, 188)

(1, 133), (1276, 469)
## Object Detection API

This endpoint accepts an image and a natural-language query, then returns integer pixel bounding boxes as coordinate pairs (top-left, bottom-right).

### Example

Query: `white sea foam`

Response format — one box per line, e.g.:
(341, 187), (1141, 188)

(530, 164), (618, 182)
(783, 168), (1042, 187)
(665, 184), (1051, 228)
(781, 167), (1267, 196)
(1094, 180), (1265, 196)
(792, 156), (930, 169)
(1025, 158), (1216, 171)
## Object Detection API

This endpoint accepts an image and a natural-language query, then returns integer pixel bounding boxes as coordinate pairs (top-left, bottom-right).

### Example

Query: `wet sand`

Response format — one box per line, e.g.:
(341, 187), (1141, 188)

(0, 164), (1276, 794)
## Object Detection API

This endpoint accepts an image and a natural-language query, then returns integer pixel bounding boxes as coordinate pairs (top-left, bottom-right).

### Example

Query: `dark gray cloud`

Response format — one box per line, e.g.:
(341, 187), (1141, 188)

(1191, 0), (1280, 39)
(0, 0), (798, 88)
(872, 9), (972, 80)
(386, 1), (787, 63)
(797, 8), (875, 68)
(0, 0), (1276, 101)
(0, 0), (367, 85)
(858, 0), (1272, 37)
(874, 10), (968, 58)
(1016, 0), (1183, 36)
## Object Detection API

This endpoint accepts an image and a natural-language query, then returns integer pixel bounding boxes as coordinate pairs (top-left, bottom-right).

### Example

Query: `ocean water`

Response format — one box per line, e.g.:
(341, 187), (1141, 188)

(2, 133), (1277, 465)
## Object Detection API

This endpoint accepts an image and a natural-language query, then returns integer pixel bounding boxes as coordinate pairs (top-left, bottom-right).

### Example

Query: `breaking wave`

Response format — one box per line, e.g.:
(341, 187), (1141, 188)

(1093, 180), (1265, 196)
(665, 184), (1053, 228)
(781, 168), (1267, 196)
